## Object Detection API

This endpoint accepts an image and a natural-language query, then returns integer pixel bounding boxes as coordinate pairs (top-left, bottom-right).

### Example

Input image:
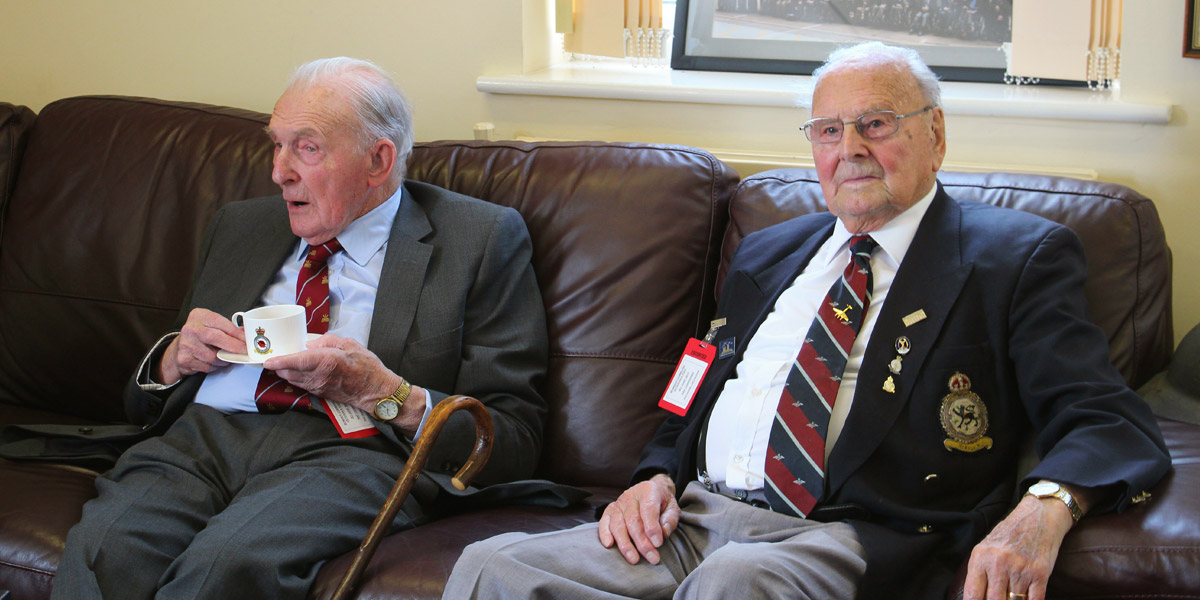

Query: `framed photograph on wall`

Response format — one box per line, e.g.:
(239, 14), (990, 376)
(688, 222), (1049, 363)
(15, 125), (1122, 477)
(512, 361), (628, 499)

(1186, 0), (1200, 58)
(671, 0), (1014, 83)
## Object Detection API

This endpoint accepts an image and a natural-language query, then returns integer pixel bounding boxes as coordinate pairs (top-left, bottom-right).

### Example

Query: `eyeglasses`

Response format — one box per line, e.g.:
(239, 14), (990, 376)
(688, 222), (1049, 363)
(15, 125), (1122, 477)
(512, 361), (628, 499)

(801, 106), (936, 144)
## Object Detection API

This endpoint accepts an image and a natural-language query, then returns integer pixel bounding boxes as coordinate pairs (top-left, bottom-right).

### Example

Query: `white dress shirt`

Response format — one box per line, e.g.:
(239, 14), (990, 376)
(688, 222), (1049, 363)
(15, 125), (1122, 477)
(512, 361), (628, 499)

(704, 185), (937, 491)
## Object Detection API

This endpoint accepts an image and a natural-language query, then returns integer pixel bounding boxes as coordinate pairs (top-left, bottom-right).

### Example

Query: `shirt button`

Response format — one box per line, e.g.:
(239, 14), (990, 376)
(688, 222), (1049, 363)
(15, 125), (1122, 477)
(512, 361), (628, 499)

(734, 454), (745, 464)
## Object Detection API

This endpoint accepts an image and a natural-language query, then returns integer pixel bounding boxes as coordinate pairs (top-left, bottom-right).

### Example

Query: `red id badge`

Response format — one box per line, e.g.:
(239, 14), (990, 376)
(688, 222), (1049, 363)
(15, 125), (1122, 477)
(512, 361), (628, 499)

(658, 338), (716, 416)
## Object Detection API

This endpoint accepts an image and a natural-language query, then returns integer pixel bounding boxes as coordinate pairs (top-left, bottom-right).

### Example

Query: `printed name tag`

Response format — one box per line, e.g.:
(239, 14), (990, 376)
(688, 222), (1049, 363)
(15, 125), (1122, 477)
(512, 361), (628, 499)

(315, 398), (381, 438)
(658, 338), (716, 416)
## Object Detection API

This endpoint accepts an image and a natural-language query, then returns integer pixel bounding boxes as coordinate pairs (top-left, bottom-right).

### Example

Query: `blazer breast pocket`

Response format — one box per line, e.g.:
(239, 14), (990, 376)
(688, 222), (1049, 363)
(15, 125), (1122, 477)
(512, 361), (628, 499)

(912, 341), (1000, 458)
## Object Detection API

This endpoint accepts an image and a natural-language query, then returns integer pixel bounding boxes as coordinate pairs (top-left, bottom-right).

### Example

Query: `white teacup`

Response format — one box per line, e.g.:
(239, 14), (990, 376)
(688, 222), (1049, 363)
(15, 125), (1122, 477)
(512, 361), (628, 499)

(231, 305), (307, 360)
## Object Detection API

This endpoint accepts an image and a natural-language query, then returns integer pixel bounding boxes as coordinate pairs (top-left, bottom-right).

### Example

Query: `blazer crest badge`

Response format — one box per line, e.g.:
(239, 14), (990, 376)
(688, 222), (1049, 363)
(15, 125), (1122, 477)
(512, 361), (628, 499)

(939, 372), (993, 452)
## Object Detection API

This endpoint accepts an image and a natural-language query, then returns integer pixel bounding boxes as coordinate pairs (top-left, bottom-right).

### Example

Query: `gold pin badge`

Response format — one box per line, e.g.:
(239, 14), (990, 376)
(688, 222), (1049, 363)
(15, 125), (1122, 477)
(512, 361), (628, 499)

(902, 309), (927, 327)
(888, 356), (903, 374)
(883, 376), (896, 394)
(939, 372), (992, 452)
(895, 336), (911, 355)
(832, 305), (853, 322)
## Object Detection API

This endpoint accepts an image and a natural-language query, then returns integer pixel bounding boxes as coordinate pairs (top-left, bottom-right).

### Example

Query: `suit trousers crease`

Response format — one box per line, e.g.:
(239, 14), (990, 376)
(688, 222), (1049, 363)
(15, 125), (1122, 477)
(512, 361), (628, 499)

(444, 481), (867, 599)
(51, 403), (425, 600)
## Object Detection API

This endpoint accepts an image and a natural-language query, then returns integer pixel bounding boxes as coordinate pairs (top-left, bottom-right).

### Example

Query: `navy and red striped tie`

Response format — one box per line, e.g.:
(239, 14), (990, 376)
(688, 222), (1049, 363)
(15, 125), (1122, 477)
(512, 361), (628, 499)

(764, 235), (877, 517)
(253, 239), (342, 413)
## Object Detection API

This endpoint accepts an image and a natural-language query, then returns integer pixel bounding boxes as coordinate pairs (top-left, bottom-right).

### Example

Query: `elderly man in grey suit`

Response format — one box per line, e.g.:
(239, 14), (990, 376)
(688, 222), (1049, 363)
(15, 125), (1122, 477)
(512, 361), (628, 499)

(50, 57), (548, 600)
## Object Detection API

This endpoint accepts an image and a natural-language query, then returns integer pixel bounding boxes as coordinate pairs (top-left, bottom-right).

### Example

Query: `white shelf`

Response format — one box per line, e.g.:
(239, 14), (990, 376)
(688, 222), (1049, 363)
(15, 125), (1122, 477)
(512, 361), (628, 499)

(477, 62), (1172, 124)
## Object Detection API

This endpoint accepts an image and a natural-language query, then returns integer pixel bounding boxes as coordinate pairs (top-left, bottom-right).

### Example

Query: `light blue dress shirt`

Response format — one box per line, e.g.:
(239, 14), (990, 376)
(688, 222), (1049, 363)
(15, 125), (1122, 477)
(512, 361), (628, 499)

(194, 189), (402, 414)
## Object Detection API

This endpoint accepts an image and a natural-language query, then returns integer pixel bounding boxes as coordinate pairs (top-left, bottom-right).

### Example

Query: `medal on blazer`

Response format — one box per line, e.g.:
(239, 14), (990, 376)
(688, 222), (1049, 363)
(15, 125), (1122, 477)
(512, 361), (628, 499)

(939, 372), (993, 452)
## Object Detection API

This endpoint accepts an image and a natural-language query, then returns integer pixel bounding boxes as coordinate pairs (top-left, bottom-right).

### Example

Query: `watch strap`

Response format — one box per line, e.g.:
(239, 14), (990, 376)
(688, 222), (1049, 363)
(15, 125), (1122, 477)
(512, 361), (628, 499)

(372, 379), (411, 421)
(1027, 481), (1083, 523)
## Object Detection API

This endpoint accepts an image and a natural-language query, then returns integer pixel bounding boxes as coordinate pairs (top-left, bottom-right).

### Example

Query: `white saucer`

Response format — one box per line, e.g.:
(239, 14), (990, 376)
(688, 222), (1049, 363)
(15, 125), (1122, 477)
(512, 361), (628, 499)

(218, 334), (321, 367)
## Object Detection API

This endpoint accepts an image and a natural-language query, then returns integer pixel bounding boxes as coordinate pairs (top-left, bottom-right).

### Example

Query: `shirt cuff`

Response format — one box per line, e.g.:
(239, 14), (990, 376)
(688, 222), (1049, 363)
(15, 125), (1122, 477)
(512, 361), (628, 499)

(410, 391), (436, 442)
(136, 332), (181, 392)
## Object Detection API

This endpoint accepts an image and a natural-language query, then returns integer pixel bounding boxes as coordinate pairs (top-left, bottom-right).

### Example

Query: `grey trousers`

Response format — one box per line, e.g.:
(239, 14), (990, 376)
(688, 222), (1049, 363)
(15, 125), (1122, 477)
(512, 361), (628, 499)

(444, 481), (867, 599)
(51, 403), (422, 600)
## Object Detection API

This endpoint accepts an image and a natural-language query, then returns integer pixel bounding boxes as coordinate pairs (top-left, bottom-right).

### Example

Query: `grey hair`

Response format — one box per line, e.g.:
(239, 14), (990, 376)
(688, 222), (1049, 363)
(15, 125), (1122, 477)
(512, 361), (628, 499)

(285, 57), (414, 181)
(811, 42), (942, 107)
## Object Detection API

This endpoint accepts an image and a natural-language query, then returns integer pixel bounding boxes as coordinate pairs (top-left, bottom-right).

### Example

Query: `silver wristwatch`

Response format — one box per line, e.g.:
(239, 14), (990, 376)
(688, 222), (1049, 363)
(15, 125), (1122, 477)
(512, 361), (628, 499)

(1026, 480), (1083, 523)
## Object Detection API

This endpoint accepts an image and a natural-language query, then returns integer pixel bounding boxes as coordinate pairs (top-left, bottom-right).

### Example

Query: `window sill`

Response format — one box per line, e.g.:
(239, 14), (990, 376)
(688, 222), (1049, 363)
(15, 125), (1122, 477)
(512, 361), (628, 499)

(477, 62), (1172, 124)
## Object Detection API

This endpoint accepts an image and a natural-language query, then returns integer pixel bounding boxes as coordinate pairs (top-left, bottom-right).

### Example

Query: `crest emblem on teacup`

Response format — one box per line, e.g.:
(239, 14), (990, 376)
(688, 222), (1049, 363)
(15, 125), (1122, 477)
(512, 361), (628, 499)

(252, 327), (272, 355)
(939, 372), (992, 452)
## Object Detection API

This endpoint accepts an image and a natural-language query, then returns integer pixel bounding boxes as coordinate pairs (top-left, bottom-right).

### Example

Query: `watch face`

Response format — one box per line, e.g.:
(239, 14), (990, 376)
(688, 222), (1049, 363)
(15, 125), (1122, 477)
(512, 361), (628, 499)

(1029, 481), (1058, 496)
(376, 399), (399, 420)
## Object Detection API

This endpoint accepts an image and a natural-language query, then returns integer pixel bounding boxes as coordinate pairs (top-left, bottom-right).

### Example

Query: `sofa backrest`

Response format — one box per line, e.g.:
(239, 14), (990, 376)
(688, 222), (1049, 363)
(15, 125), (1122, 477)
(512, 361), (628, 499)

(407, 141), (736, 487)
(0, 96), (279, 422)
(721, 168), (1173, 389)
(0, 96), (737, 489)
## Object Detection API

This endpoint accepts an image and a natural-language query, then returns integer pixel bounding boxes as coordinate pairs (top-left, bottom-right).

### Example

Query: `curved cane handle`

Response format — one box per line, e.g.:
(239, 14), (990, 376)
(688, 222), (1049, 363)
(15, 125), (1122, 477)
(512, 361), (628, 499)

(330, 395), (494, 600)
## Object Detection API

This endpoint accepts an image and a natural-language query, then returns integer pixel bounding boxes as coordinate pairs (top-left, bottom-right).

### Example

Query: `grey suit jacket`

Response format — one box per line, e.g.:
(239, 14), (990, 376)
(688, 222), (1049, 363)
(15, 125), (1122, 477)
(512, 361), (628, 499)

(5, 180), (556, 499)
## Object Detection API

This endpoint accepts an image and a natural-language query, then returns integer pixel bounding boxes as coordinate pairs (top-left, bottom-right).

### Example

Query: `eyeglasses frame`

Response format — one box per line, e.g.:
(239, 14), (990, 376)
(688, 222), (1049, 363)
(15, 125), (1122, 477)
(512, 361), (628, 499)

(800, 105), (937, 144)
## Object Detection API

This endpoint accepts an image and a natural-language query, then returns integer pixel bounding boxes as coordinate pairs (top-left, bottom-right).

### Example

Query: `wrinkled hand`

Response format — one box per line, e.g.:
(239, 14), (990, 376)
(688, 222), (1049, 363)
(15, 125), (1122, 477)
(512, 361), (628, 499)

(263, 335), (424, 432)
(963, 494), (1075, 600)
(597, 473), (681, 565)
(158, 308), (245, 384)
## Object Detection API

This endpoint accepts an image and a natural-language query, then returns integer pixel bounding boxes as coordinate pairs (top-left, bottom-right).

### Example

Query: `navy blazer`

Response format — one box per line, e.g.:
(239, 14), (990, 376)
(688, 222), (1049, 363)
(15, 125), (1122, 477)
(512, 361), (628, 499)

(635, 185), (1169, 598)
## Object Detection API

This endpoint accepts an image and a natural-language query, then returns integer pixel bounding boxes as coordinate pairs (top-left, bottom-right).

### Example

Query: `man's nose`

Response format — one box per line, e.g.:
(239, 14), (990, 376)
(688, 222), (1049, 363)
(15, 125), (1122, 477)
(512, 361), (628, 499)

(271, 147), (296, 186)
(837, 124), (872, 159)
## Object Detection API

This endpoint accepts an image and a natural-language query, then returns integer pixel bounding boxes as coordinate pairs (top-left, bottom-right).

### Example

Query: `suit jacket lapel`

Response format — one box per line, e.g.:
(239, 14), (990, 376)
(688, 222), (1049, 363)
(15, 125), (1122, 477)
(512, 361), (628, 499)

(827, 188), (975, 494)
(367, 183), (433, 369)
(235, 204), (295, 313)
(711, 218), (837, 392)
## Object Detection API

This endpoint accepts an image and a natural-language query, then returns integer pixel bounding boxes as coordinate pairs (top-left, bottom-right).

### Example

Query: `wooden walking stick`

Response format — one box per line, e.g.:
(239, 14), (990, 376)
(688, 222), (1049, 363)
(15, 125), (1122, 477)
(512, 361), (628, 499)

(330, 395), (494, 600)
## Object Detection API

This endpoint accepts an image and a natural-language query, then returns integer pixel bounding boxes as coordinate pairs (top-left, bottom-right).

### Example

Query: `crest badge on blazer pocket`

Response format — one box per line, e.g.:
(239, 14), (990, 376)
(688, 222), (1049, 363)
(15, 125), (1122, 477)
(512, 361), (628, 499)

(939, 372), (993, 453)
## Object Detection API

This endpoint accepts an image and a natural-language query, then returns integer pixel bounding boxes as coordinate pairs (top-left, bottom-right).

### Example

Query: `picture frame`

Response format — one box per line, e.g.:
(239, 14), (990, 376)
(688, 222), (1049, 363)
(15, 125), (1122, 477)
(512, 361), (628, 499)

(1186, 0), (1200, 58)
(671, 0), (1014, 83)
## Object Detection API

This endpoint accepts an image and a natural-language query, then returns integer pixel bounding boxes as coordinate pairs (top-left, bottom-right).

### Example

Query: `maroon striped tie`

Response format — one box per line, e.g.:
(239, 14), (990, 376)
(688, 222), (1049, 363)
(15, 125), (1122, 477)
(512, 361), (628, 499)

(253, 240), (342, 413)
(764, 235), (877, 517)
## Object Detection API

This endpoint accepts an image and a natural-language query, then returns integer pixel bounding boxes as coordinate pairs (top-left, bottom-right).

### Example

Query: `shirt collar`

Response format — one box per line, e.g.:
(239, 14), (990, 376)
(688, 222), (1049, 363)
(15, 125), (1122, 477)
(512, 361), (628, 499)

(823, 182), (938, 267)
(292, 186), (403, 266)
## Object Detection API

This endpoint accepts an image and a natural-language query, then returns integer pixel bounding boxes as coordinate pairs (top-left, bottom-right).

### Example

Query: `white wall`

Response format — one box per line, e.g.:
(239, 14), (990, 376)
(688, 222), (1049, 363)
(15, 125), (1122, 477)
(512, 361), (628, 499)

(2, 0), (1198, 343)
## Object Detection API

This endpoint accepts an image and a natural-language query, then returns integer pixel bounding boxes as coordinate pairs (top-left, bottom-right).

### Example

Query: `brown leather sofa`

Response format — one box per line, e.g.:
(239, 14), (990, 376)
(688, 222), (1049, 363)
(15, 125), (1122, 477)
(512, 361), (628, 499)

(0, 96), (1196, 599)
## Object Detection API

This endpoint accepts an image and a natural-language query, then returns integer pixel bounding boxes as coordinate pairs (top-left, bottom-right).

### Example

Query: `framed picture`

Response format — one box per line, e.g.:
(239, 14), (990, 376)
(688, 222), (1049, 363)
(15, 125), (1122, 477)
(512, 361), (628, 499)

(1186, 0), (1200, 58)
(671, 0), (1014, 83)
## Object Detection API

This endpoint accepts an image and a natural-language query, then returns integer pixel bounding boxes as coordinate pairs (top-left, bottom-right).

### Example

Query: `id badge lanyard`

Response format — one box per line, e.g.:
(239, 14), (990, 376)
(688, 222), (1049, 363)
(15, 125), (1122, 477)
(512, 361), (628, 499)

(658, 319), (726, 416)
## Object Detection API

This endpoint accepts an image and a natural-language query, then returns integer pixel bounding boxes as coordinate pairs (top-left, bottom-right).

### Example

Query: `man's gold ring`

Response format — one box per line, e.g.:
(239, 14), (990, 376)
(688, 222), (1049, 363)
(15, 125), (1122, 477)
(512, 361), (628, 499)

(1007, 593), (1027, 600)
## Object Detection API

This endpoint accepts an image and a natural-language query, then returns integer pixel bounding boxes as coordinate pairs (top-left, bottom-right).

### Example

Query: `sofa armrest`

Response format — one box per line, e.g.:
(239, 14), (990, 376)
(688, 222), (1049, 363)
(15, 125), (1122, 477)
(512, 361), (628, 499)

(1046, 417), (1200, 596)
(0, 102), (36, 238)
(947, 417), (1200, 599)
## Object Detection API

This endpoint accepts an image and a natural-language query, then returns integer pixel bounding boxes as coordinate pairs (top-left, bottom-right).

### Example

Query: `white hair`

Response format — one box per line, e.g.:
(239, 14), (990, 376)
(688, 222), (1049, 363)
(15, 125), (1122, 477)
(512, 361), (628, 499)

(285, 57), (414, 181)
(811, 42), (942, 107)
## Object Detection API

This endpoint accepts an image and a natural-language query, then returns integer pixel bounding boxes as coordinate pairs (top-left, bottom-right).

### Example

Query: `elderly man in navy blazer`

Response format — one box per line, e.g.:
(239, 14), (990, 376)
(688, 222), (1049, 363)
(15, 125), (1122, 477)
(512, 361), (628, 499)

(443, 42), (1168, 600)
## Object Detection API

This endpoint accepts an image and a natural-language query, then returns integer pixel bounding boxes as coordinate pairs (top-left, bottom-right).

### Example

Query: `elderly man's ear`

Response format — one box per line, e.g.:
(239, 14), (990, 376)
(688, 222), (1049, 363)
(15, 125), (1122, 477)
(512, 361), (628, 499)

(367, 139), (398, 187)
(930, 107), (947, 173)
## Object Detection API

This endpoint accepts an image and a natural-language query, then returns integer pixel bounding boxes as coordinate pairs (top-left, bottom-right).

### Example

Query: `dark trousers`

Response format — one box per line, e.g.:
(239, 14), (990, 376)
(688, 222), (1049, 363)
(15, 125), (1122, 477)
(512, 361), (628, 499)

(52, 404), (421, 600)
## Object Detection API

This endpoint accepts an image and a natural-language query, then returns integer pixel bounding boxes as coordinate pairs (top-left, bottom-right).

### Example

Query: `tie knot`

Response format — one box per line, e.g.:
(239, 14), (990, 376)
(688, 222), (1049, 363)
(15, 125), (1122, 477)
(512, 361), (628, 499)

(849, 235), (878, 256)
(306, 239), (343, 265)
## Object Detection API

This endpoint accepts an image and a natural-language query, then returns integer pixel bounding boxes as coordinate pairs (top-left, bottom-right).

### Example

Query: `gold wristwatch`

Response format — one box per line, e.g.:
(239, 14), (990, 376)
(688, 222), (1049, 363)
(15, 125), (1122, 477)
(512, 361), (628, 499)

(373, 378), (412, 421)
(1026, 480), (1083, 523)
